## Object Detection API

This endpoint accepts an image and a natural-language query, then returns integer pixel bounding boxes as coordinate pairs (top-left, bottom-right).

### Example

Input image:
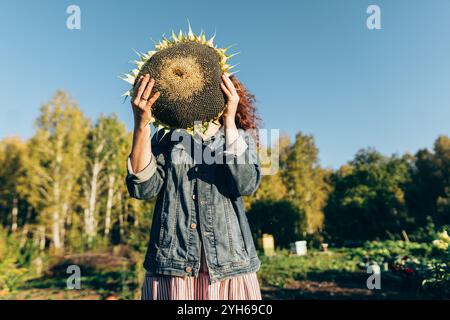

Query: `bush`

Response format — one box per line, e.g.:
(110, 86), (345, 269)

(421, 228), (450, 296)
(0, 227), (40, 294)
(247, 200), (306, 248)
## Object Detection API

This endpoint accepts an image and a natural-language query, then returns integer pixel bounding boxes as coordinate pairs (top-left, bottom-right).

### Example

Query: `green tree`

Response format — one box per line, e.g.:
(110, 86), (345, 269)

(253, 174), (288, 203)
(247, 200), (305, 248)
(282, 132), (330, 235)
(247, 142), (288, 208)
(405, 149), (440, 227)
(0, 137), (29, 231)
(19, 91), (90, 251)
(405, 135), (450, 229)
(433, 136), (450, 225)
(324, 148), (411, 242)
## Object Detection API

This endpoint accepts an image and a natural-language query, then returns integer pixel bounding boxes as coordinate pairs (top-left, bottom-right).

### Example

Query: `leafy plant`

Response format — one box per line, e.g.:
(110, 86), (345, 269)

(0, 228), (40, 294)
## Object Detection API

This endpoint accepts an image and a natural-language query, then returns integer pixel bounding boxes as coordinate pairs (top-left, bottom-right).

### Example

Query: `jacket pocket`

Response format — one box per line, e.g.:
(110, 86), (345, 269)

(224, 198), (248, 262)
(158, 189), (176, 251)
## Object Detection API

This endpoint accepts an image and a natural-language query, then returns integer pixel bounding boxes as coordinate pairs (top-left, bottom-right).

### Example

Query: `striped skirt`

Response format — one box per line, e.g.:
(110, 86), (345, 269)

(141, 249), (261, 300)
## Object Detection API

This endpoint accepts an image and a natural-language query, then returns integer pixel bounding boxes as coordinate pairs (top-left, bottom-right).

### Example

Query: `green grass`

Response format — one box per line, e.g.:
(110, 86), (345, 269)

(258, 250), (358, 287)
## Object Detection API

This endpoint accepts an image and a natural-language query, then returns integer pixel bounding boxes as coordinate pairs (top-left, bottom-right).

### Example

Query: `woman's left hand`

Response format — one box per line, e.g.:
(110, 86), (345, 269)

(220, 74), (240, 127)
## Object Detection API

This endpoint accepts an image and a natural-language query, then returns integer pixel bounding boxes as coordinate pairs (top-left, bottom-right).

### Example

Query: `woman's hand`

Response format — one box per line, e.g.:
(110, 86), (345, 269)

(220, 74), (240, 128)
(220, 74), (241, 146)
(129, 74), (159, 174)
(132, 74), (160, 129)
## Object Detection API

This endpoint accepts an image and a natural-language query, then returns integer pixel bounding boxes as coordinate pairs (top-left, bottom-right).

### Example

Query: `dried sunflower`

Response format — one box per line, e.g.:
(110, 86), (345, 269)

(122, 24), (237, 134)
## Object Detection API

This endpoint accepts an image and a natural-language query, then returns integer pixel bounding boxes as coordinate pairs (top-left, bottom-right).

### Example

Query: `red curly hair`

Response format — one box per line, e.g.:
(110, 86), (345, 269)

(219, 76), (261, 144)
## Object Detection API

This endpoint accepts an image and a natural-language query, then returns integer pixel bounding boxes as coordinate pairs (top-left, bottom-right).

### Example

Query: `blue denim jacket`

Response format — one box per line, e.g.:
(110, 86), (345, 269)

(125, 127), (261, 282)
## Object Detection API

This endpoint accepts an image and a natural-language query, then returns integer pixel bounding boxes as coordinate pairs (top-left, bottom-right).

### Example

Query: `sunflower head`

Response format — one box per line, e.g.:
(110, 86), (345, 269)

(122, 25), (238, 134)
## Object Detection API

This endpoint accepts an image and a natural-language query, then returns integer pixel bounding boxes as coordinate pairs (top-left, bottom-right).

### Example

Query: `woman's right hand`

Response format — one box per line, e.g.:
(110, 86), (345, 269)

(132, 74), (160, 129)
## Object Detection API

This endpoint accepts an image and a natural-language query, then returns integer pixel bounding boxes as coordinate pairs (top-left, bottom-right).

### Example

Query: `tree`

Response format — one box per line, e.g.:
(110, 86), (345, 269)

(253, 173), (288, 203)
(246, 141), (288, 209)
(19, 91), (89, 251)
(324, 148), (411, 242)
(405, 149), (440, 227)
(282, 132), (330, 235)
(247, 200), (305, 248)
(0, 137), (29, 231)
(405, 135), (450, 229)
(278, 134), (291, 171)
(433, 136), (450, 225)
(82, 114), (130, 244)
(101, 115), (130, 239)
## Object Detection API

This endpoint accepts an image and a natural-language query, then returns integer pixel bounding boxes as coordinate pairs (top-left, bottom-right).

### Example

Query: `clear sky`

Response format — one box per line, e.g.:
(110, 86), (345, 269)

(1, 0), (449, 168)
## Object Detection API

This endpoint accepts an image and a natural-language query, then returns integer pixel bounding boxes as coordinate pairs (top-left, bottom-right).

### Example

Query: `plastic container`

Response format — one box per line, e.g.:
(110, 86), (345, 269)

(292, 240), (307, 256)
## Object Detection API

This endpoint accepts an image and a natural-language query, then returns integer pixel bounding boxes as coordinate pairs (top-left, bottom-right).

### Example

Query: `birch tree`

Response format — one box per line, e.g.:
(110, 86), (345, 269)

(101, 117), (129, 238)
(21, 91), (89, 251)
(83, 114), (130, 243)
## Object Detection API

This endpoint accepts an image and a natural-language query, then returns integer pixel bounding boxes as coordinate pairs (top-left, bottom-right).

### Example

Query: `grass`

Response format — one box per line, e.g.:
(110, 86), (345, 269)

(259, 250), (357, 288)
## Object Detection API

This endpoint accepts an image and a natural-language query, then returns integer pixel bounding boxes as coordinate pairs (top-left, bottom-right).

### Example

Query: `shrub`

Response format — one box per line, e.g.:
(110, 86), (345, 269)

(0, 227), (40, 294)
(247, 200), (306, 248)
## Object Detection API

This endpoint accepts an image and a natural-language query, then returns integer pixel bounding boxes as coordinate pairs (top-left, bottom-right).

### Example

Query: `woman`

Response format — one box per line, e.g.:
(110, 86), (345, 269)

(126, 73), (262, 300)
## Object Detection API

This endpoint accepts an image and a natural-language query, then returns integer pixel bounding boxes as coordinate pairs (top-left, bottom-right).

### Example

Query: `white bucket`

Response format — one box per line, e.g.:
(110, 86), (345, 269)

(293, 240), (307, 256)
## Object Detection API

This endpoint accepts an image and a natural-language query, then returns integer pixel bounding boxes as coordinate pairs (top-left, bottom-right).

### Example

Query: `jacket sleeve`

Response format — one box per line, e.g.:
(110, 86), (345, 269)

(223, 129), (261, 197)
(125, 130), (169, 200)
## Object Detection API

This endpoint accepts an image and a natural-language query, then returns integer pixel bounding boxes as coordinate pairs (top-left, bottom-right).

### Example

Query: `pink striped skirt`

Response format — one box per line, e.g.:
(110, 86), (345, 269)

(141, 250), (261, 300)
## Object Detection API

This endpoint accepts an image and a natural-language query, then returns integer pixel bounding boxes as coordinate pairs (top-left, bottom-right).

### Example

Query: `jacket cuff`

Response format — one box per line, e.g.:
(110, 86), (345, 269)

(224, 134), (248, 157)
(127, 156), (156, 183)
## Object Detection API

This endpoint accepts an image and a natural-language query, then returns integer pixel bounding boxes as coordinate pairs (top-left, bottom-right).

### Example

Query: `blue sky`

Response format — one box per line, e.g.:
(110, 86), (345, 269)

(0, 0), (449, 168)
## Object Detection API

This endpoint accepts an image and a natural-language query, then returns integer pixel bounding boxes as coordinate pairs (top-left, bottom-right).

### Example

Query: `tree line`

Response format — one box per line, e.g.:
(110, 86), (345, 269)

(0, 91), (153, 252)
(0, 91), (449, 252)
(248, 129), (450, 247)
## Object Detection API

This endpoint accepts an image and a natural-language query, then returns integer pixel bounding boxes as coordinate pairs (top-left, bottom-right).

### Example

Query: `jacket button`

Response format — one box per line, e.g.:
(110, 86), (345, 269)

(185, 267), (192, 273)
(190, 223), (197, 229)
(192, 194), (196, 200)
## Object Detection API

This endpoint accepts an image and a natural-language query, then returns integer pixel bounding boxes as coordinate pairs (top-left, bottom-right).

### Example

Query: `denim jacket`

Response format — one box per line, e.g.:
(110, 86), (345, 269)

(125, 127), (261, 282)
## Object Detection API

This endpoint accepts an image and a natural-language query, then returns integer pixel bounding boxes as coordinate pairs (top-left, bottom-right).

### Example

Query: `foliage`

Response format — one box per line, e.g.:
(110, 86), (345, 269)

(282, 132), (330, 234)
(405, 136), (450, 229)
(0, 227), (41, 294)
(421, 228), (450, 295)
(0, 137), (31, 230)
(344, 236), (449, 297)
(0, 92), (155, 254)
(432, 229), (450, 251)
(258, 250), (357, 288)
(247, 200), (306, 248)
(18, 91), (90, 251)
(346, 240), (433, 267)
(421, 261), (450, 296)
(324, 149), (411, 242)
(259, 237), (449, 298)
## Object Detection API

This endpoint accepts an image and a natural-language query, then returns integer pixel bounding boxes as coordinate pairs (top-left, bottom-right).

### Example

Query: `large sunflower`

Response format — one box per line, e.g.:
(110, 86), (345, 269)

(122, 25), (237, 134)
